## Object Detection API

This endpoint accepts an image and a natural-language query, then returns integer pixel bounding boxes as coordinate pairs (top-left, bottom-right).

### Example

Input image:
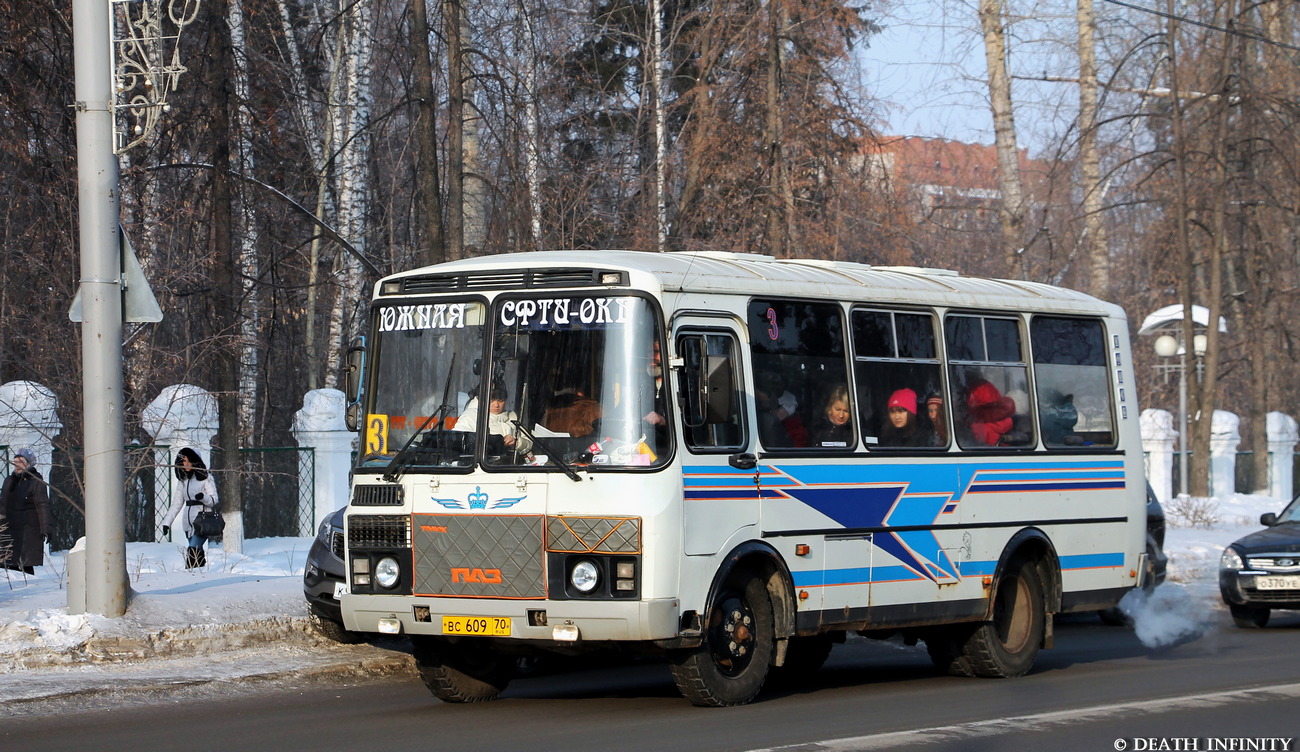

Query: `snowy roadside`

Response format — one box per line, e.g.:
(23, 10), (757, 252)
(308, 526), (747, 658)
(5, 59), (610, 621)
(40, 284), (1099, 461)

(0, 538), (415, 707)
(0, 494), (1288, 705)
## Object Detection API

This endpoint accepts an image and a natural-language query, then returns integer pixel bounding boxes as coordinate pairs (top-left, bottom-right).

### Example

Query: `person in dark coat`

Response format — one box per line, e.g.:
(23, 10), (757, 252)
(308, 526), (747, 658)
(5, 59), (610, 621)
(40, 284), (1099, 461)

(0, 448), (52, 575)
(162, 447), (220, 569)
(810, 384), (854, 447)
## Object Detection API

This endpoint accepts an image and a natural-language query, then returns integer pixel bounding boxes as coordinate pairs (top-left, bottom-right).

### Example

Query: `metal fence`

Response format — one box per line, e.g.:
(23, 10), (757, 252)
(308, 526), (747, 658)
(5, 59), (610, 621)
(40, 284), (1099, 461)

(35, 445), (315, 551)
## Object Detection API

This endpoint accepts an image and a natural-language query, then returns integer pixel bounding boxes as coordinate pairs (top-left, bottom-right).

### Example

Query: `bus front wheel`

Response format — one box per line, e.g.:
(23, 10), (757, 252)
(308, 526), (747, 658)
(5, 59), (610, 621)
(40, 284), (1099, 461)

(931, 558), (1045, 679)
(669, 574), (775, 707)
(412, 636), (512, 702)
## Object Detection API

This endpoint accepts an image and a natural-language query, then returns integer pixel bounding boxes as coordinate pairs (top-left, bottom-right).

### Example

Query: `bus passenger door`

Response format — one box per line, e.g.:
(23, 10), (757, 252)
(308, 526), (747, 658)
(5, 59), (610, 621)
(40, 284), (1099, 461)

(675, 325), (756, 557)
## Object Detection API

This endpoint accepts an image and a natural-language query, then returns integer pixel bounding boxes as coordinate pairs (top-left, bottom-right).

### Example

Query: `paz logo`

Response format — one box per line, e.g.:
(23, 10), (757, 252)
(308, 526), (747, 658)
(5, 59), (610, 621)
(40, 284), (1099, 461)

(432, 487), (526, 511)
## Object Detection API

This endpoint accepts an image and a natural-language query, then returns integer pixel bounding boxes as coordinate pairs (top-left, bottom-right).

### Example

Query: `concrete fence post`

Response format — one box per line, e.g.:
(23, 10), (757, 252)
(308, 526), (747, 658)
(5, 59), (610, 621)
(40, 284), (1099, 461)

(1140, 409), (1176, 504)
(1267, 411), (1298, 502)
(1210, 410), (1240, 501)
(292, 389), (355, 533)
(0, 380), (63, 488)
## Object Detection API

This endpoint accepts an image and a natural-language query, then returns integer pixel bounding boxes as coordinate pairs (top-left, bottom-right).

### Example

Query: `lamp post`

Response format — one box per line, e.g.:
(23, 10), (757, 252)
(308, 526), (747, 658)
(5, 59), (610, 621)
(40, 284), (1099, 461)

(1152, 331), (1207, 497)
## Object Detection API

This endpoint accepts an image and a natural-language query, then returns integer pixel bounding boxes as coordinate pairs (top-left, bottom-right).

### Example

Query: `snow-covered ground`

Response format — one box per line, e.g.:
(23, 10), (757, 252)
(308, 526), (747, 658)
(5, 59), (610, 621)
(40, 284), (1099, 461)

(0, 537), (313, 665)
(0, 494), (1290, 669)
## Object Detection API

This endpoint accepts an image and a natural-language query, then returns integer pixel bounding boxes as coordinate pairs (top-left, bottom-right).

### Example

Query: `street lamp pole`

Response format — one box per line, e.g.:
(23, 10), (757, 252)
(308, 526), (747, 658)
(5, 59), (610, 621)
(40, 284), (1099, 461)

(1154, 332), (1207, 498)
(1176, 349), (1189, 497)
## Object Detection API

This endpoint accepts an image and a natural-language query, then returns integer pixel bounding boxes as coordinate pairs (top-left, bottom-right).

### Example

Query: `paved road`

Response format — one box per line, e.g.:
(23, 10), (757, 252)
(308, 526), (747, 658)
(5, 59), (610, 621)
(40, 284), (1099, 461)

(5, 611), (1299, 752)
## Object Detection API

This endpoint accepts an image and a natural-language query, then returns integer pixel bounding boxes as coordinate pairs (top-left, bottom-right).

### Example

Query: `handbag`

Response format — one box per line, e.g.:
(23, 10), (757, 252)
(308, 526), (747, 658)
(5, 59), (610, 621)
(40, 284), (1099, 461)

(193, 508), (225, 539)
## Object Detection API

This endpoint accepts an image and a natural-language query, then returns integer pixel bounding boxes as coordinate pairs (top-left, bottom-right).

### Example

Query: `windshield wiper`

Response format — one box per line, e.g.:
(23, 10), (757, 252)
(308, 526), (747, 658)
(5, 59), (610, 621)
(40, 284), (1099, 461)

(512, 420), (583, 483)
(383, 355), (457, 482)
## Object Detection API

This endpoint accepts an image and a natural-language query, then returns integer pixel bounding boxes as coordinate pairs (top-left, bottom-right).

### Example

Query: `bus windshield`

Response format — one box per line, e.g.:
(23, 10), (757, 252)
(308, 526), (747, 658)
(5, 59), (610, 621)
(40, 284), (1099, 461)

(358, 300), (487, 471)
(481, 294), (668, 470)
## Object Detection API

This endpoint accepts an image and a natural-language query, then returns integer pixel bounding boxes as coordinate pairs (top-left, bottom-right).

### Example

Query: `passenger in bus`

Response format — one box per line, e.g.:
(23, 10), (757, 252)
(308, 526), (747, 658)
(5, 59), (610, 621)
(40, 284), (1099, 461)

(810, 385), (853, 447)
(1041, 390), (1082, 446)
(755, 383), (809, 448)
(926, 393), (948, 446)
(639, 339), (669, 448)
(541, 387), (602, 437)
(878, 388), (932, 447)
(455, 384), (533, 455)
(965, 380), (1016, 446)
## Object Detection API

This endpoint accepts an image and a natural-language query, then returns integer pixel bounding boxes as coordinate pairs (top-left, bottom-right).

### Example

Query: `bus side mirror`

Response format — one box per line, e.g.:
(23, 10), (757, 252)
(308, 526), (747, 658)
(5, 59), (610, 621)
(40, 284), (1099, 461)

(343, 337), (366, 432)
(679, 335), (733, 428)
(681, 336), (707, 428)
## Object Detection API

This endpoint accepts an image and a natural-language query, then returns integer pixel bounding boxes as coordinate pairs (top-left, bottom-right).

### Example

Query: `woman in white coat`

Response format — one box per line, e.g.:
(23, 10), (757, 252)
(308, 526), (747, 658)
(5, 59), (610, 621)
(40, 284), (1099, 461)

(162, 447), (219, 568)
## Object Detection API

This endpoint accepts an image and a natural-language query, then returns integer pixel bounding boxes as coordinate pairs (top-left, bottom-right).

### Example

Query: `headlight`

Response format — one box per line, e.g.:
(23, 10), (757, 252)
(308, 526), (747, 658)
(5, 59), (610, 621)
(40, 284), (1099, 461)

(1220, 547), (1244, 570)
(317, 519), (331, 542)
(570, 559), (599, 593)
(375, 556), (401, 589)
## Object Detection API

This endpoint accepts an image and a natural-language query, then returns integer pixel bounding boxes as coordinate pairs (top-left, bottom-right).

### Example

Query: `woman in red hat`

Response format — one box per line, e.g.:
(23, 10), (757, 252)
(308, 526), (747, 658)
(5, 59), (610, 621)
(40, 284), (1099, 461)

(879, 388), (932, 447)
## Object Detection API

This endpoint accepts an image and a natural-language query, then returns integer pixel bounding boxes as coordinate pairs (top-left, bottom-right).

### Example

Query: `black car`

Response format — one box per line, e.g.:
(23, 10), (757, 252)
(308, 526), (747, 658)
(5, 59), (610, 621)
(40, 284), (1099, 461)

(1145, 483), (1169, 590)
(303, 506), (364, 643)
(1099, 483), (1168, 624)
(1220, 494), (1300, 628)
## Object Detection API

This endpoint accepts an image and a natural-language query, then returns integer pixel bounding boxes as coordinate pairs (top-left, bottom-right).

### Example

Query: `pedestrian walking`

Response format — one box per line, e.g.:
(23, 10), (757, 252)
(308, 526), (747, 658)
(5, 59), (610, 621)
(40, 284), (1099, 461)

(162, 447), (219, 569)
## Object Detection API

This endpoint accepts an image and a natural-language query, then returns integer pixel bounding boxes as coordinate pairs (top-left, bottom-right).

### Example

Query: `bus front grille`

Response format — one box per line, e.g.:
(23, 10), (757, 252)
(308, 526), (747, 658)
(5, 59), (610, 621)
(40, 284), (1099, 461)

(352, 485), (404, 506)
(412, 514), (545, 599)
(395, 268), (625, 294)
(348, 515), (410, 549)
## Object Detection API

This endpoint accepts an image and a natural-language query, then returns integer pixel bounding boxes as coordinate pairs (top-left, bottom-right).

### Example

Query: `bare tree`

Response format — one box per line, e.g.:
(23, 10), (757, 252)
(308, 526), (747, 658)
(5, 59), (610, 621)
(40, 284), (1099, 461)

(978, 0), (1029, 278)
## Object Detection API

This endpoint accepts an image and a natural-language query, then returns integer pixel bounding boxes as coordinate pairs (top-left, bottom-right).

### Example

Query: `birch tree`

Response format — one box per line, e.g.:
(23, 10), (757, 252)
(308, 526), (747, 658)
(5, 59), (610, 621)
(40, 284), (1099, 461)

(228, 0), (263, 442)
(1076, 0), (1109, 297)
(324, 0), (376, 389)
(978, 0), (1029, 278)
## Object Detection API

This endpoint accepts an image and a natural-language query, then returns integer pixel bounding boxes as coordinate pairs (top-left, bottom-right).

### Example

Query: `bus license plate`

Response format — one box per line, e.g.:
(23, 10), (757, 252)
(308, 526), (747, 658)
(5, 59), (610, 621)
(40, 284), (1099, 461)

(1256, 575), (1300, 590)
(442, 616), (512, 636)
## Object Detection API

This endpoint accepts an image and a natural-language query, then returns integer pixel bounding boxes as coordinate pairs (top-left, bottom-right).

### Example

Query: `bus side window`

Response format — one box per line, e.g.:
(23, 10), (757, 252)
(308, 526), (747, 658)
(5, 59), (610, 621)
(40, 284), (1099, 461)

(1030, 317), (1115, 448)
(946, 315), (1035, 449)
(851, 309), (945, 449)
(748, 300), (850, 450)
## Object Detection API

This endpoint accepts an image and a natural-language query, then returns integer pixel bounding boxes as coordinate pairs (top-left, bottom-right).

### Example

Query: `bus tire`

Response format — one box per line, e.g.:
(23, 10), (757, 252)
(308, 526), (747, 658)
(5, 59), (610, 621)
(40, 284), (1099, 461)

(955, 558), (1045, 678)
(924, 625), (975, 675)
(669, 574), (774, 707)
(412, 636), (512, 703)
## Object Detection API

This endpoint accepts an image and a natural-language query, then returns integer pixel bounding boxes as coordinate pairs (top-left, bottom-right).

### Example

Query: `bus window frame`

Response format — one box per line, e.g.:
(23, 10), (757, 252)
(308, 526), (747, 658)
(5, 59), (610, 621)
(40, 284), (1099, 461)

(944, 311), (1037, 451)
(483, 288), (674, 474)
(850, 305), (947, 451)
(1027, 314), (1119, 451)
(745, 297), (853, 453)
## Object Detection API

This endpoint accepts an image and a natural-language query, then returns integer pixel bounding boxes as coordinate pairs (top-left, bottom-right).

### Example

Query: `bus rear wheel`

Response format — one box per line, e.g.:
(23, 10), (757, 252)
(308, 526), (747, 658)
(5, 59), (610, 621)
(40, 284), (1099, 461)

(934, 558), (1045, 678)
(412, 636), (512, 702)
(670, 574), (774, 707)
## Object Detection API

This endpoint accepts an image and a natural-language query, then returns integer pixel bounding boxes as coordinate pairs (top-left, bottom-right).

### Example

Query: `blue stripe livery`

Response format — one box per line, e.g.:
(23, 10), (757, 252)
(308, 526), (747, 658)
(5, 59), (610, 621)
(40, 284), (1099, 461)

(684, 460), (1125, 585)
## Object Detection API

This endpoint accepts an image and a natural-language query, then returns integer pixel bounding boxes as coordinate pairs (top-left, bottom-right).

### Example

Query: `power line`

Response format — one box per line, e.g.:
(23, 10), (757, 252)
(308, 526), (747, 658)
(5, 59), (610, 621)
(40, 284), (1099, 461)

(1103, 0), (1300, 53)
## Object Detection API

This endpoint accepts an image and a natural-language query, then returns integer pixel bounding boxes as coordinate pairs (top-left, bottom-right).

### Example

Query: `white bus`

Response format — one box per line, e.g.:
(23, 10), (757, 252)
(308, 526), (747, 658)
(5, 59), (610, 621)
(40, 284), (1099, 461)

(337, 250), (1149, 707)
